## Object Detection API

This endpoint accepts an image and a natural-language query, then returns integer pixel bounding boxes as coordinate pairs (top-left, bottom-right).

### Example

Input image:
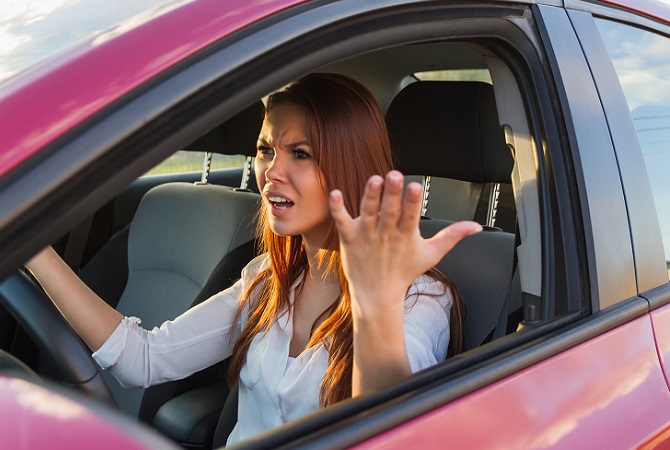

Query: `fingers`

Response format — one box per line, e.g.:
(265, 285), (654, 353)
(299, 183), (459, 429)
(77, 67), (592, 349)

(332, 171), (425, 239)
(398, 181), (423, 233)
(359, 175), (383, 231)
(329, 189), (355, 242)
(378, 171), (404, 232)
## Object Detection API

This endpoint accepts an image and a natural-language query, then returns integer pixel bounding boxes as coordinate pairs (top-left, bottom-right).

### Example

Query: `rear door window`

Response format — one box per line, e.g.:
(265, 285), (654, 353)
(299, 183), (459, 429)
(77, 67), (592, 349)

(595, 19), (670, 277)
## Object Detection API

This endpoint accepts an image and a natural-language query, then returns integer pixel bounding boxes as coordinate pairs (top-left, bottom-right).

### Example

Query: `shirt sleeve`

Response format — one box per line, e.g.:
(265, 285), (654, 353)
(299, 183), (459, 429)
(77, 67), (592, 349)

(92, 254), (268, 388)
(403, 274), (453, 373)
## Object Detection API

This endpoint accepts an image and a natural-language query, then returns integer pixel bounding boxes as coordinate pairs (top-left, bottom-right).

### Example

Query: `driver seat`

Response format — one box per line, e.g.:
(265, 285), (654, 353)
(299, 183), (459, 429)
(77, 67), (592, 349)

(76, 102), (264, 422)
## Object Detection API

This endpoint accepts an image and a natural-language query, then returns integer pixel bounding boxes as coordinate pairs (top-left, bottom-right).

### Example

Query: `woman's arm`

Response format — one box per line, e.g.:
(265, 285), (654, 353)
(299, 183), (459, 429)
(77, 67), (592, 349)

(329, 170), (481, 396)
(25, 246), (123, 351)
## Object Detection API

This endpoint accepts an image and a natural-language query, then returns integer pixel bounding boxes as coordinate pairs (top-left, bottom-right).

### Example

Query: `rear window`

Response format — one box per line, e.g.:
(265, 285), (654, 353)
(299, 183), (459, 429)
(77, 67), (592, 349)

(144, 151), (245, 176)
(414, 69), (492, 83)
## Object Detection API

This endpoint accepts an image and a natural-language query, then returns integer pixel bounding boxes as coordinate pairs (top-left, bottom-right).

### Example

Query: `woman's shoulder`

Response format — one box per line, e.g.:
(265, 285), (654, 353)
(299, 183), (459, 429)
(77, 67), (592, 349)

(405, 273), (453, 310)
(409, 273), (448, 292)
(240, 253), (271, 280)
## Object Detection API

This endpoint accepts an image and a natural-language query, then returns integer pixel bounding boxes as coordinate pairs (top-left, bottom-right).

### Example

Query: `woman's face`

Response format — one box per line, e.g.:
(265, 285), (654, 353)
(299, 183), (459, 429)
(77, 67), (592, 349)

(255, 103), (332, 248)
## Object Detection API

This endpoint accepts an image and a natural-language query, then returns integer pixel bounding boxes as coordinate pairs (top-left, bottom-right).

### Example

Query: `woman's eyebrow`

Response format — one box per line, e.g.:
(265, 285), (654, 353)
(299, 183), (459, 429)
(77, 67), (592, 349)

(256, 137), (311, 148)
(287, 140), (310, 148)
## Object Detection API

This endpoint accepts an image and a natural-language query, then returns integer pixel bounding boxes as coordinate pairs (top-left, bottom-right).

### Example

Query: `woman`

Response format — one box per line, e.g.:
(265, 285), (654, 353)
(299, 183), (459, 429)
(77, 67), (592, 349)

(26, 73), (481, 444)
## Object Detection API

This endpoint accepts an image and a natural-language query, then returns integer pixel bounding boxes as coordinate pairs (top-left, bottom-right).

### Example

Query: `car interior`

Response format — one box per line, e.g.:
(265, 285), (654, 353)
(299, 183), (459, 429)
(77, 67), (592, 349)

(0, 37), (551, 449)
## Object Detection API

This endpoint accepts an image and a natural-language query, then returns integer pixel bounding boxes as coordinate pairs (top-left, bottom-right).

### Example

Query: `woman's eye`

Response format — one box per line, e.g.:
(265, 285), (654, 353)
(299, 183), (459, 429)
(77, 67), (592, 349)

(292, 148), (310, 160)
(257, 146), (274, 158)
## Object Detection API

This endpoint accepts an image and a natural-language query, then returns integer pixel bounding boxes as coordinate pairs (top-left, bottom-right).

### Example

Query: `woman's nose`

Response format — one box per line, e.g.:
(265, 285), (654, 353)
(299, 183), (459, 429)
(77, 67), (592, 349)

(264, 152), (286, 182)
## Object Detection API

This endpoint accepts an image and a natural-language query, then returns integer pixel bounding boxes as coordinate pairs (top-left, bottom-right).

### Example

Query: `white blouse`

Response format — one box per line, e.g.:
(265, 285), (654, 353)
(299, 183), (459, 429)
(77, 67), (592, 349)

(92, 254), (453, 445)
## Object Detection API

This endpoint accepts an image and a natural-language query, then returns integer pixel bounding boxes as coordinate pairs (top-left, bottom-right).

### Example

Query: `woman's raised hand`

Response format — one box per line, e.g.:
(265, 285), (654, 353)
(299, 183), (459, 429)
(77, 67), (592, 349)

(329, 170), (482, 314)
(330, 170), (481, 394)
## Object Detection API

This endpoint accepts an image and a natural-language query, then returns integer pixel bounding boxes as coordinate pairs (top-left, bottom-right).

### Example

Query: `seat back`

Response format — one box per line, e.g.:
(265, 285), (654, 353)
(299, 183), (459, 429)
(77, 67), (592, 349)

(117, 184), (257, 325)
(420, 221), (515, 350)
(109, 183), (259, 417)
(79, 102), (264, 419)
(386, 80), (514, 229)
(387, 81), (512, 184)
(386, 81), (516, 350)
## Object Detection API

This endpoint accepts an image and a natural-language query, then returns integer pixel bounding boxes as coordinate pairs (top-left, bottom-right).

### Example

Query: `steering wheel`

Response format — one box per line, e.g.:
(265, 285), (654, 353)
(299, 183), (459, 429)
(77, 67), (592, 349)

(0, 270), (117, 406)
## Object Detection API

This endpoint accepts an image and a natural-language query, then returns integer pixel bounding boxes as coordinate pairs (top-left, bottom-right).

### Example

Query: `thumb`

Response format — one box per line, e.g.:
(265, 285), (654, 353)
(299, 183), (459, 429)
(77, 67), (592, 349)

(426, 221), (483, 259)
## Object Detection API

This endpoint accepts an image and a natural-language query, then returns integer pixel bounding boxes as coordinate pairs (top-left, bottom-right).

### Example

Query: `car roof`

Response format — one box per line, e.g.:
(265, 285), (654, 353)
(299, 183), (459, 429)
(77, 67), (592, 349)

(601, 0), (670, 23)
(1, 0), (669, 179)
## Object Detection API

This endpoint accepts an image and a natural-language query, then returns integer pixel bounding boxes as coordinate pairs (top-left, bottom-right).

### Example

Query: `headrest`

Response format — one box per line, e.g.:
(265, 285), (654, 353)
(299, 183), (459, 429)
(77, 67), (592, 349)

(184, 101), (264, 157)
(386, 81), (513, 183)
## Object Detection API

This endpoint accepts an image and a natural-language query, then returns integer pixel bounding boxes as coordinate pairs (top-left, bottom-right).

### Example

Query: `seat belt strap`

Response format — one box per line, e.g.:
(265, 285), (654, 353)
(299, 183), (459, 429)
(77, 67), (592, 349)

(492, 220), (520, 340)
(63, 215), (94, 271)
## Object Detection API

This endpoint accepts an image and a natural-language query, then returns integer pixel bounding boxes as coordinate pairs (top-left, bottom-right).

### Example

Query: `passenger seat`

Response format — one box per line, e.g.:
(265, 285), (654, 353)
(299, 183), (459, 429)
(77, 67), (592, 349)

(386, 81), (518, 350)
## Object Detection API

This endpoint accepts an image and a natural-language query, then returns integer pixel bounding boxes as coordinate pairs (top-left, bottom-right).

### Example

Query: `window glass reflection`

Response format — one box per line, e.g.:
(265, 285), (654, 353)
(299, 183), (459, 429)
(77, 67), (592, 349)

(596, 19), (670, 272)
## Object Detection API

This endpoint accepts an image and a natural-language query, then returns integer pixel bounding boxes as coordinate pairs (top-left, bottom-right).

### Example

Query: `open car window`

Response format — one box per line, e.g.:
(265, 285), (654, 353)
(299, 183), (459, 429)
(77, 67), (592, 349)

(103, 10), (582, 446)
(595, 18), (670, 278)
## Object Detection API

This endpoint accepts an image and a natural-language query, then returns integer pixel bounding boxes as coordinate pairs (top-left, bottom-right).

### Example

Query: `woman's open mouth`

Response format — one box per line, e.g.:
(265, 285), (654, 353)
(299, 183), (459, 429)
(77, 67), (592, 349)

(268, 196), (294, 209)
(267, 195), (295, 216)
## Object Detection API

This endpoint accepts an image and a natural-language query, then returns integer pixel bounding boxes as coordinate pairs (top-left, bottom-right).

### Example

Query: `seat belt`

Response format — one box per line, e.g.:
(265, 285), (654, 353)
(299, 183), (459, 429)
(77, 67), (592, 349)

(63, 201), (115, 271)
(492, 220), (520, 340)
(63, 215), (94, 271)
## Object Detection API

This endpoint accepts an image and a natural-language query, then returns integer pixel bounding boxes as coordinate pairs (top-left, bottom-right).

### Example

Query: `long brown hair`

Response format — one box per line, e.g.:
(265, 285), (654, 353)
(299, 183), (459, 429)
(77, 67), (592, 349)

(227, 73), (464, 405)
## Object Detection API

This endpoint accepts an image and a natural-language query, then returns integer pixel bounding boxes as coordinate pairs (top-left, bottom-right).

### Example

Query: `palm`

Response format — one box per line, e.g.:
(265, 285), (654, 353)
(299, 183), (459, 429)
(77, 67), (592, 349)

(329, 171), (482, 307)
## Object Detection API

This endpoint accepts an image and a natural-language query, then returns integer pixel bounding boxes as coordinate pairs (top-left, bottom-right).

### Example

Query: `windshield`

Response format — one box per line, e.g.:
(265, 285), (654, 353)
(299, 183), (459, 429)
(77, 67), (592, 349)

(0, 0), (184, 83)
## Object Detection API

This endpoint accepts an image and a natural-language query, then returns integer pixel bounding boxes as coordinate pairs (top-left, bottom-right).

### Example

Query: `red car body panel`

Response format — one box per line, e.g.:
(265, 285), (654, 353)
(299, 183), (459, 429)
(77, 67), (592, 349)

(0, 0), (306, 178)
(652, 304), (670, 392)
(0, 376), (152, 449)
(354, 316), (670, 448)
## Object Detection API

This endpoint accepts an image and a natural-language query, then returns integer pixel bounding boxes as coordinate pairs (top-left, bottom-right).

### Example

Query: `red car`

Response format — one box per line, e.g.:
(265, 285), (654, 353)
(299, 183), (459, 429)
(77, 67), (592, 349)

(1, 0), (670, 448)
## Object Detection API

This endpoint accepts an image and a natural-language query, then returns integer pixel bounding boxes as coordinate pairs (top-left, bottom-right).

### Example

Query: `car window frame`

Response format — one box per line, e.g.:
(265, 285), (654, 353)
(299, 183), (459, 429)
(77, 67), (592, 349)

(535, 5), (643, 312)
(573, 10), (669, 293)
(565, 0), (670, 312)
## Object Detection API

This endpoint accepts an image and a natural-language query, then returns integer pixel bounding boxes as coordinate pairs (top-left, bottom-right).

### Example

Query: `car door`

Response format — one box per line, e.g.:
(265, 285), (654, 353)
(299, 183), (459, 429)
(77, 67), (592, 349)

(582, 0), (670, 418)
(247, 2), (670, 448)
(333, 5), (670, 448)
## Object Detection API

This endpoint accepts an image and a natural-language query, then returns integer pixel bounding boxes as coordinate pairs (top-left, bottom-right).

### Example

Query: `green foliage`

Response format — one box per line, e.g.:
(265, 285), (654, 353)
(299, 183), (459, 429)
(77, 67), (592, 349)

(144, 151), (246, 176)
